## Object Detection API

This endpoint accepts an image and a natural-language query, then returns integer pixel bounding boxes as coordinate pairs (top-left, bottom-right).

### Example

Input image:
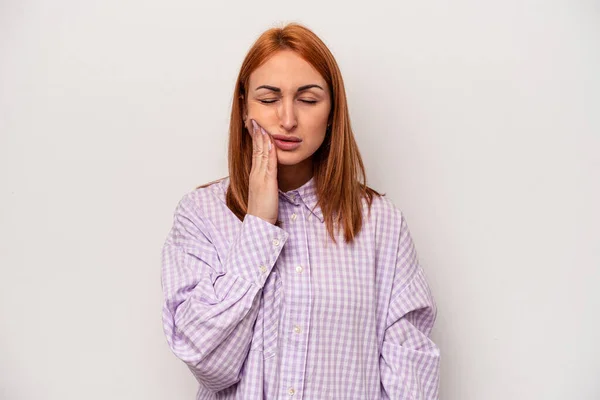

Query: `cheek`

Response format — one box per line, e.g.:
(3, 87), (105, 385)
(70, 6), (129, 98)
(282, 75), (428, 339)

(303, 104), (330, 126)
(247, 102), (279, 122)
(303, 121), (328, 146)
(248, 101), (331, 129)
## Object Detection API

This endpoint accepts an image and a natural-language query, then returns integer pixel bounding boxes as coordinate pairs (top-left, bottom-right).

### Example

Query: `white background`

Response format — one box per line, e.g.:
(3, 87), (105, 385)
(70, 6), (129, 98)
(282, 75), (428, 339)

(1, 1), (598, 399)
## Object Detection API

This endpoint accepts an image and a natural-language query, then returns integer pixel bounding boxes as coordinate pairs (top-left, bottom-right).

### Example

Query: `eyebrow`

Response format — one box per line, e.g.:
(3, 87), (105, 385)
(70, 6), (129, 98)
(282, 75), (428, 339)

(255, 84), (324, 93)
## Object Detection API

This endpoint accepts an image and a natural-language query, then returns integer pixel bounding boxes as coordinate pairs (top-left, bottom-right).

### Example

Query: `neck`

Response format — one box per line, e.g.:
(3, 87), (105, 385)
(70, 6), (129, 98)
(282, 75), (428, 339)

(277, 158), (313, 192)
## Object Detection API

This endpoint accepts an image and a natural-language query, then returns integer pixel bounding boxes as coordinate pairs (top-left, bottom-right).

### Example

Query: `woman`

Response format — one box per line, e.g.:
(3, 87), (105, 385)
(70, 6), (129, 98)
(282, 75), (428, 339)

(161, 23), (440, 399)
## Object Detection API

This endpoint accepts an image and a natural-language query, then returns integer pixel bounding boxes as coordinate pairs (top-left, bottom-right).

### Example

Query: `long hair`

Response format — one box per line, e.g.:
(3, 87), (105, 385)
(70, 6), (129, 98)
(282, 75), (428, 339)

(200, 23), (383, 244)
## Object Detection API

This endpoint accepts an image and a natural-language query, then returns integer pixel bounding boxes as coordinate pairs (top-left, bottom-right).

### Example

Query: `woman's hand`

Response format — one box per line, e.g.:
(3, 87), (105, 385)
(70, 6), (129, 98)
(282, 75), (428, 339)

(246, 119), (279, 225)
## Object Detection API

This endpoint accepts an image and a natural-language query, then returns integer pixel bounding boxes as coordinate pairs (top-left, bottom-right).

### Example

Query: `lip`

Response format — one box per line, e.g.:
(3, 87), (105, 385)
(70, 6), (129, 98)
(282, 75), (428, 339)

(271, 134), (302, 142)
(270, 134), (302, 151)
(273, 138), (301, 151)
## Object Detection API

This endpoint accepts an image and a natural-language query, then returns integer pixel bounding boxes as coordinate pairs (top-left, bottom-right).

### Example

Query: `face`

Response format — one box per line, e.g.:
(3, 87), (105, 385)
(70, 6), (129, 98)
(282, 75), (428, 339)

(244, 50), (331, 166)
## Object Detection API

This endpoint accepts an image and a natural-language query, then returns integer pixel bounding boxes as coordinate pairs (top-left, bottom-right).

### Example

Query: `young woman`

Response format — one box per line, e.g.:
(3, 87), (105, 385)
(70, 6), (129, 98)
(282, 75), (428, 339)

(161, 23), (440, 399)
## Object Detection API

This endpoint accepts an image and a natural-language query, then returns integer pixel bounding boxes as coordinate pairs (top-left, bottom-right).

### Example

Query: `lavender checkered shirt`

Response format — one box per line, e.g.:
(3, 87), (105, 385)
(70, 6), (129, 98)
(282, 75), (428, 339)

(161, 176), (440, 399)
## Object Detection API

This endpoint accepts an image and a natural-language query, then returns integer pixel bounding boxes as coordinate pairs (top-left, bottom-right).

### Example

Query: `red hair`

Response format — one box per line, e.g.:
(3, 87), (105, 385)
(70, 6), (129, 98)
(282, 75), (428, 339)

(200, 23), (383, 244)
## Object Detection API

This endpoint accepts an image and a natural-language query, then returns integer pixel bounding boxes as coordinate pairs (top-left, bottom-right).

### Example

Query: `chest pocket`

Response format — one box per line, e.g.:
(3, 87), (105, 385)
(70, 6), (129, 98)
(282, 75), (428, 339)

(250, 269), (282, 359)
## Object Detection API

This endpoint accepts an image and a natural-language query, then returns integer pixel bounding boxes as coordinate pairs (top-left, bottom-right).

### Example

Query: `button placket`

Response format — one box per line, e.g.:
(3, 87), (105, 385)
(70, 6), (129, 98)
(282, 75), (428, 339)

(278, 198), (309, 399)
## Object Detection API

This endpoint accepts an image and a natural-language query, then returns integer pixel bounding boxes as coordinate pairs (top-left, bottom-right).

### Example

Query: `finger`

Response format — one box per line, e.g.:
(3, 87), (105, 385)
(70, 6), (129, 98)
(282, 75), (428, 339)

(250, 119), (263, 171)
(266, 130), (277, 177)
(257, 122), (268, 171)
(260, 127), (271, 173)
(250, 119), (258, 146)
(249, 119), (258, 172)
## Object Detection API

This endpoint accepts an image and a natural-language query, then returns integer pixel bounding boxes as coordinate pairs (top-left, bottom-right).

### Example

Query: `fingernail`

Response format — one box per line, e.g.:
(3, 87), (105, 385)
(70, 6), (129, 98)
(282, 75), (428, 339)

(251, 119), (258, 131)
(268, 141), (272, 150)
(261, 127), (266, 135)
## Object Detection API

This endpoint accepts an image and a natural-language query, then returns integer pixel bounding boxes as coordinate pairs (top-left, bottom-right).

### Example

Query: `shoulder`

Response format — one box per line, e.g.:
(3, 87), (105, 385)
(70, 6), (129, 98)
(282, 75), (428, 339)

(174, 176), (229, 220)
(363, 191), (405, 233)
(367, 193), (424, 292)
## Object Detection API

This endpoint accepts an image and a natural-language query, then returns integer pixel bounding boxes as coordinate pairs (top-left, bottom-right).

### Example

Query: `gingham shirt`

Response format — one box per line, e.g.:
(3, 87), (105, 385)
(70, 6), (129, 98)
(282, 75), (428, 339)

(161, 176), (440, 399)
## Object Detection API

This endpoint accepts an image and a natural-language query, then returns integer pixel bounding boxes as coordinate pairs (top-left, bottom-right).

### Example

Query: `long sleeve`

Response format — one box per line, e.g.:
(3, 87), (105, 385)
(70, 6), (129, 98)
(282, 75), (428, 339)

(379, 214), (441, 400)
(161, 192), (289, 393)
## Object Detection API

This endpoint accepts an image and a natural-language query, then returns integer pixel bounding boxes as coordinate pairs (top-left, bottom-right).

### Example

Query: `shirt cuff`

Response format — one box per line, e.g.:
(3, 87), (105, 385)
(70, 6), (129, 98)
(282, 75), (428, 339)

(223, 213), (289, 289)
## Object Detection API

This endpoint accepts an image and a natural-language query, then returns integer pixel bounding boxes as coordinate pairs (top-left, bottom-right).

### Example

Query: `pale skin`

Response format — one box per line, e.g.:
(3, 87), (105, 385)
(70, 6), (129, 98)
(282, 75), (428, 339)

(244, 50), (332, 225)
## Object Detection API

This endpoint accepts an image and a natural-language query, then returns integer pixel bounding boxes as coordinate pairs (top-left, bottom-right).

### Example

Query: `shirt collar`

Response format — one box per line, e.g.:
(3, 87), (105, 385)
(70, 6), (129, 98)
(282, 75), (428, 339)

(278, 176), (324, 223)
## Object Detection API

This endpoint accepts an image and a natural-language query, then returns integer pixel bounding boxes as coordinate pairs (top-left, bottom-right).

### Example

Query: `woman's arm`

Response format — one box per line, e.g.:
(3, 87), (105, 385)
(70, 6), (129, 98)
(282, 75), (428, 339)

(161, 192), (288, 393)
(379, 214), (441, 399)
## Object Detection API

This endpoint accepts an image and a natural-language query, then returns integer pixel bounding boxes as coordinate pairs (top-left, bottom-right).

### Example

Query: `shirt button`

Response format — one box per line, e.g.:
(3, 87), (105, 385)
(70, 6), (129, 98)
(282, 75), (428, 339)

(272, 238), (280, 246)
(295, 265), (303, 273)
(288, 387), (296, 396)
(290, 213), (297, 222)
(259, 265), (267, 273)
(293, 325), (302, 334)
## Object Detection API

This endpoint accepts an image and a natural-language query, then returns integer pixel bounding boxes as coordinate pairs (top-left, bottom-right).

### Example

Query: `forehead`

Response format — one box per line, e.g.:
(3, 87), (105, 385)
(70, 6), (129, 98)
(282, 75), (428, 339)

(249, 50), (327, 89)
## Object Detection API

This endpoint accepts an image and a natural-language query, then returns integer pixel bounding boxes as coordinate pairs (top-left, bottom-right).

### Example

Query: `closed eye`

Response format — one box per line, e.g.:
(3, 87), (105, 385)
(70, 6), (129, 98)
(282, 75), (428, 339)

(258, 99), (318, 104)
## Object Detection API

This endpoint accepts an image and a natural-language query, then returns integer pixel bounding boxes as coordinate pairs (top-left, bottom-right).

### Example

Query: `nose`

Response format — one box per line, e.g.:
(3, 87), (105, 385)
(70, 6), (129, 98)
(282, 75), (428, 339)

(277, 97), (297, 131)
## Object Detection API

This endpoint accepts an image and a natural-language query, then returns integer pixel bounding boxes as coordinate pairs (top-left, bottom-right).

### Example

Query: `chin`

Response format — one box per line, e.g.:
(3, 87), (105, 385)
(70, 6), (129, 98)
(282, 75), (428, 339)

(276, 153), (308, 166)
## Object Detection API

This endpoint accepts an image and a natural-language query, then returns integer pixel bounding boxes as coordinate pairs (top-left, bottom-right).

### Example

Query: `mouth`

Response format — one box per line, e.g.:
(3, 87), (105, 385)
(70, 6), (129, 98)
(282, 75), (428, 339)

(273, 138), (302, 151)
(271, 134), (302, 142)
